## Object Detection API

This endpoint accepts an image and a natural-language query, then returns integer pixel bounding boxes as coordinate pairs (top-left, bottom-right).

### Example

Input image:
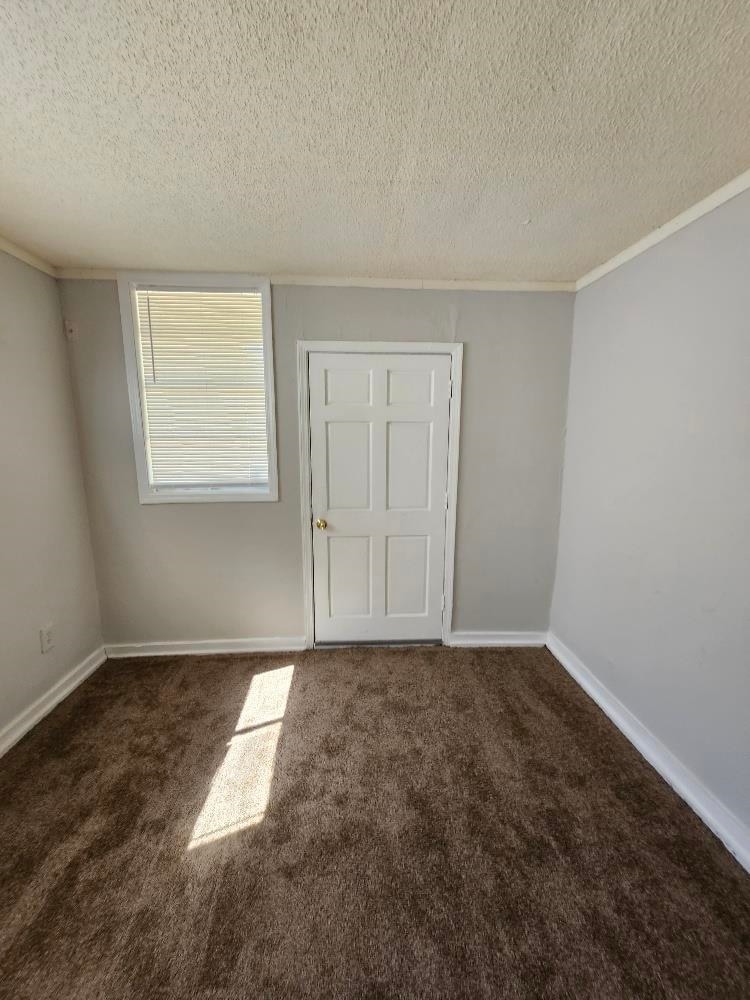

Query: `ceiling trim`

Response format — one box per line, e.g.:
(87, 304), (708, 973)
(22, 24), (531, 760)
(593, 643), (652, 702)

(576, 167), (750, 291)
(0, 234), (56, 277)
(269, 275), (575, 291)
(55, 268), (118, 280)
(53, 268), (574, 290)
(5, 166), (749, 290)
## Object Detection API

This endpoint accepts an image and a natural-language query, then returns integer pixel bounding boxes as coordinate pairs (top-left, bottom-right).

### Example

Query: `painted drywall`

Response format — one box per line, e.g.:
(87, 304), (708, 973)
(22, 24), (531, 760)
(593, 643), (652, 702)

(59, 281), (573, 642)
(0, 251), (101, 734)
(550, 189), (750, 829)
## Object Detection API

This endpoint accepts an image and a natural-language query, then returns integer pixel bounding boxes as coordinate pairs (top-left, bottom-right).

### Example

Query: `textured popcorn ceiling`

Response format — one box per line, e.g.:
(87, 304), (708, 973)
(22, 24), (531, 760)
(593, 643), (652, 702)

(1, 1), (748, 281)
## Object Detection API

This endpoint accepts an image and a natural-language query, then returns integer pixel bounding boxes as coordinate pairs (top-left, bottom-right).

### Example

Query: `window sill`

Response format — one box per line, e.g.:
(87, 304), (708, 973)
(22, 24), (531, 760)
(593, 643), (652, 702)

(137, 485), (278, 504)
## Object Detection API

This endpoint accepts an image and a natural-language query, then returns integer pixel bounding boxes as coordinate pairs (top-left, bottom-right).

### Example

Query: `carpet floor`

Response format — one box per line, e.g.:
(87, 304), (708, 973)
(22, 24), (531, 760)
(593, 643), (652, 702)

(0, 646), (748, 999)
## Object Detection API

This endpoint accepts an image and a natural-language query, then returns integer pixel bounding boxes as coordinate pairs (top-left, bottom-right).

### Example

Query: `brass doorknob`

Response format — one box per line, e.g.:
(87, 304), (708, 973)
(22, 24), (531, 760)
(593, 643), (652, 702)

(315, 518), (328, 530)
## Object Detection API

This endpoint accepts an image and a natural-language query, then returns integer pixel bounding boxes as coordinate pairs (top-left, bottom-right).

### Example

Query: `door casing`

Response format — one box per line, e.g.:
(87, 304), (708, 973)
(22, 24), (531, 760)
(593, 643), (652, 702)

(297, 341), (463, 647)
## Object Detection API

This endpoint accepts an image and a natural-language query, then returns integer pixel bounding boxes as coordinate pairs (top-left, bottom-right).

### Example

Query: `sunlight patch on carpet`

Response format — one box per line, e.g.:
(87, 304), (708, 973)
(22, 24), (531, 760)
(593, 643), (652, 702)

(188, 664), (294, 849)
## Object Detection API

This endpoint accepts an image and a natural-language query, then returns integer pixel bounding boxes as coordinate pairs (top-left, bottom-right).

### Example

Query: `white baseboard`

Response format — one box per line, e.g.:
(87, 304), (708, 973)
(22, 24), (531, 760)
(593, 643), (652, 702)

(447, 630), (547, 647)
(9, 634), (746, 874)
(0, 646), (107, 758)
(109, 633), (544, 656)
(546, 633), (750, 874)
(105, 636), (308, 658)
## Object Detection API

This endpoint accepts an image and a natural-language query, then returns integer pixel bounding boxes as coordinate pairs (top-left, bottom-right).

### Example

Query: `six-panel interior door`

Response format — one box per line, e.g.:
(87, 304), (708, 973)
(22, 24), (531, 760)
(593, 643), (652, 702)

(309, 352), (452, 643)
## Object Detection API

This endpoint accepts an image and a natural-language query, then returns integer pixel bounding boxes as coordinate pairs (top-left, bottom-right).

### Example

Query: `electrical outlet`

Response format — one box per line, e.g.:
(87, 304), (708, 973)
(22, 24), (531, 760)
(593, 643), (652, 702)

(39, 624), (55, 654)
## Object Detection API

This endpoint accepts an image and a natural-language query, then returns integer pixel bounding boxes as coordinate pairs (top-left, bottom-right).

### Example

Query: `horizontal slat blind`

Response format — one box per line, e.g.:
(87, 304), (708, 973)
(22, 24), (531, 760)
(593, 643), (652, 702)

(135, 289), (269, 486)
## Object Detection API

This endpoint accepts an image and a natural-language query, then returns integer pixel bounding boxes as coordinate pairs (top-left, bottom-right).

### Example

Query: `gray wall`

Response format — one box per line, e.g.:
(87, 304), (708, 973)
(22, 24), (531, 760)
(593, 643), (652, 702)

(59, 281), (574, 643)
(550, 190), (750, 828)
(0, 252), (101, 733)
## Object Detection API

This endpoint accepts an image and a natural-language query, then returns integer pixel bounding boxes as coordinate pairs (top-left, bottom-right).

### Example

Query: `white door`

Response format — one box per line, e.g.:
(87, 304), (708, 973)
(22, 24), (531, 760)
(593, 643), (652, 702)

(309, 351), (452, 643)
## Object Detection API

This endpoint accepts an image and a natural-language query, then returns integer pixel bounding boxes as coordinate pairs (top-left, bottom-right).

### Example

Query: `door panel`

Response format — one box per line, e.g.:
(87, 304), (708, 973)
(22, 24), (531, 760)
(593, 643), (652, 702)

(309, 352), (451, 643)
(387, 421), (431, 509)
(328, 536), (371, 616)
(326, 368), (372, 405)
(326, 422), (371, 509)
(386, 535), (429, 616)
(387, 369), (433, 405)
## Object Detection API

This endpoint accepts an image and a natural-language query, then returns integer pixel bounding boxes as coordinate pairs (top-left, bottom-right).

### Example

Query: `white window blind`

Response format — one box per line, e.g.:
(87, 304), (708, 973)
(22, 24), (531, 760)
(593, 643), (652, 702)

(120, 274), (277, 503)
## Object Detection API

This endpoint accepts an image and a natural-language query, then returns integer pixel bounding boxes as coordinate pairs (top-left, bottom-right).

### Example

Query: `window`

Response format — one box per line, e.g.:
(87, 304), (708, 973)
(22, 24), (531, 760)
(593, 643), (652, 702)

(118, 272), (277, 503)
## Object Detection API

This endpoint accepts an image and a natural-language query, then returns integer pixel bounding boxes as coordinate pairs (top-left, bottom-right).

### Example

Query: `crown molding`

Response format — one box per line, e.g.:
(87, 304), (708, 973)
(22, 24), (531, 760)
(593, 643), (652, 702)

(576, 167), (750, 291)
(269, 274), (574, 292)
(7, 167), (750, 289)
(0, 234), (57, 277)
(54, 269), (574, 291)
(56, 267), (118, 280)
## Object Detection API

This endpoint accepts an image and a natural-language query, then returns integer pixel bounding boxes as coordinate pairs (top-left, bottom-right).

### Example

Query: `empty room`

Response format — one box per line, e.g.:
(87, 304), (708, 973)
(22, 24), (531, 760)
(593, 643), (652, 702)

(1, 2), (749, 997)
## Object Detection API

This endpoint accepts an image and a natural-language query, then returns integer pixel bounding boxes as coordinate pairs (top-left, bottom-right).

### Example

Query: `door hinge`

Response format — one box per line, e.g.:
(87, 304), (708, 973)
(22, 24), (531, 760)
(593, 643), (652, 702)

(441, 594), (446, 611)
(445, 490), (449, 510)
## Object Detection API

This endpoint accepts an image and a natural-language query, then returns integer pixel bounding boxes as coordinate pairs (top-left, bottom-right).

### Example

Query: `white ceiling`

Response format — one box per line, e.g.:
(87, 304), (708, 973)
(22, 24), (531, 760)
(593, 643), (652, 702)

(1, 1), (748, 281)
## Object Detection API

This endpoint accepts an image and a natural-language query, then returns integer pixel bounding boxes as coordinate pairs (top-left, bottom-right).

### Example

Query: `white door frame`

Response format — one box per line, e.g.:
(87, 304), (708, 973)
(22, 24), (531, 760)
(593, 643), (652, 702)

(297, 341), (463, 648)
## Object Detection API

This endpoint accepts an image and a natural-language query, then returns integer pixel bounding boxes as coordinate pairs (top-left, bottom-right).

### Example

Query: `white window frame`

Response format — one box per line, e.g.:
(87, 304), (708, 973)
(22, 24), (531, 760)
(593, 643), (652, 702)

(118, 271), (278, 504)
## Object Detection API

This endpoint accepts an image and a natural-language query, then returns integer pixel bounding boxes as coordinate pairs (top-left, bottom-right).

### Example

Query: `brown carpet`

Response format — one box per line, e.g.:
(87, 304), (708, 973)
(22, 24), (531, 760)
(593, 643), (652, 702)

(0, 646), (748, 999)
